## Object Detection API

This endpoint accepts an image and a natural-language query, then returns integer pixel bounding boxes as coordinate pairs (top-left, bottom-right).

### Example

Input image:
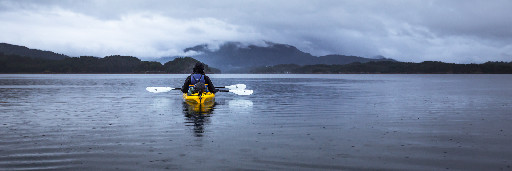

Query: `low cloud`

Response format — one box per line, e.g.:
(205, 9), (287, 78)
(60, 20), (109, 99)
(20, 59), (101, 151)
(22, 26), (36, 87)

(0, 7), (258, 58)
(0, 0), (511, 63)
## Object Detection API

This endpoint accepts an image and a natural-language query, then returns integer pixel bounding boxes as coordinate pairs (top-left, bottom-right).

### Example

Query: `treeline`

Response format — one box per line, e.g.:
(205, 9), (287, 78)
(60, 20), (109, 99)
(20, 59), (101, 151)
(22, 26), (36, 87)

(249, 61), (512, 74)
(0, 53), (220, 73)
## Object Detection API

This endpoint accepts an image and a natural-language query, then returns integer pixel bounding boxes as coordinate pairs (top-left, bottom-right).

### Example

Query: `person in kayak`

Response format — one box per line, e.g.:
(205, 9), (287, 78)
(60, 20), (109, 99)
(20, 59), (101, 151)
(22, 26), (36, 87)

(181, 62), (216, 94)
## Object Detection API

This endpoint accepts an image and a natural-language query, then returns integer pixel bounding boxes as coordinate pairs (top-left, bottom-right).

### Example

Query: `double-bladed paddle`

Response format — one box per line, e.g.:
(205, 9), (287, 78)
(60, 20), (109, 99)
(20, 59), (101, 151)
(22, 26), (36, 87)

(146, 84), (253, 95)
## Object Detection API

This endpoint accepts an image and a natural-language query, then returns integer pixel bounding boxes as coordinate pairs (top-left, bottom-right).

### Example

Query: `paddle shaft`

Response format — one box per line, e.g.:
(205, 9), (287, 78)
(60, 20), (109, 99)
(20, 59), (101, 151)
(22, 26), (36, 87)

(173, 88), (225, 92)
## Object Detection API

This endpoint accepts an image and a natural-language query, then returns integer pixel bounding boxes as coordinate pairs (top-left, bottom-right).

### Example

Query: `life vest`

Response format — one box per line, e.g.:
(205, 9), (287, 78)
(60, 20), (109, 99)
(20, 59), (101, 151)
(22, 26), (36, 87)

(189, 74), (209, 92)
(190, 74), (205, 85)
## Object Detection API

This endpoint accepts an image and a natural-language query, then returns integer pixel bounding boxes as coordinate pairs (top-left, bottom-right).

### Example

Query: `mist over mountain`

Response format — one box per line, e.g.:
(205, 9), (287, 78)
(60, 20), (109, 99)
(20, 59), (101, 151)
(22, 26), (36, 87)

(155, 42), (395, 72)
(2, 42), (510, 74)
(2, 41), (395, 73)
(0, 43), (68, 60)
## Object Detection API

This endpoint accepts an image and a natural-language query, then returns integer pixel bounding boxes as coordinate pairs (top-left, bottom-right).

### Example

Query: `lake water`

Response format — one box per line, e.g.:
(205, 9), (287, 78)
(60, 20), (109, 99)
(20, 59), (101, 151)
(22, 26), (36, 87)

(1, 74), (511, 170)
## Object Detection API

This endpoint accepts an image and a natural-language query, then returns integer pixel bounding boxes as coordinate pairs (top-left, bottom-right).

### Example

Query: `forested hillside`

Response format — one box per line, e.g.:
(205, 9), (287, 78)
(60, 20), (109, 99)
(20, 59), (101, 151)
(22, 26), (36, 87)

(0, 54), (219, 73)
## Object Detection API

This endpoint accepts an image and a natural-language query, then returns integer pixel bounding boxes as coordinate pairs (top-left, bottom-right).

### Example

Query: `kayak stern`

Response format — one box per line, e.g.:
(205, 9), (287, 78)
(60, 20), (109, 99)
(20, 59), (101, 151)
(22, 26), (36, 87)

(183, 92), (215, 104)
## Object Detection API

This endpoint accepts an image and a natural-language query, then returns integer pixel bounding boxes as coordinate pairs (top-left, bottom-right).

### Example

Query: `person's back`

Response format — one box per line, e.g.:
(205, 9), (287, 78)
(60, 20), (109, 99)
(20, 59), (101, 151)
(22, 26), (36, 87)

(181, 62), (215, 94)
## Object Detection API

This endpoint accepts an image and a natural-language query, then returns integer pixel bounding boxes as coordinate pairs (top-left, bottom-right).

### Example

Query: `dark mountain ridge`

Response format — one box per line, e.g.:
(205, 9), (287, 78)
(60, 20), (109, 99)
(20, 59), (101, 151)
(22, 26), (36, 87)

(0, 43), (68, 60)
(2, 41), (395, 73)
(1, 42), (511, 74)
(170, 41), (395, 72)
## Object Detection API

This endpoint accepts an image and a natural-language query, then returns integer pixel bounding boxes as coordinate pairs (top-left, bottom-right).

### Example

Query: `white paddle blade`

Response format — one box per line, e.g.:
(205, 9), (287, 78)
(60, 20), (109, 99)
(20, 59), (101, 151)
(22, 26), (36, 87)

(225, 84), (246, 90)
(146, 87), (174, 93)
(229, 89), (253, 95)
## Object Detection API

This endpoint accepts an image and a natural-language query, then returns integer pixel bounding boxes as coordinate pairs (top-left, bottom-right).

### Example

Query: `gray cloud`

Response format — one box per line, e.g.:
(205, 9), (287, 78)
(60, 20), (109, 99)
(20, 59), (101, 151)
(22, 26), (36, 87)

(0, 0), (511, 63)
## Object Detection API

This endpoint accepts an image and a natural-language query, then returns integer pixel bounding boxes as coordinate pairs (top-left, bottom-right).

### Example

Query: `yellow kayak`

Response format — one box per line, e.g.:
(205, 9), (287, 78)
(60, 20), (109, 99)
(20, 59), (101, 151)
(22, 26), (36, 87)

(184, 99), (215, 114)
(182, 92), (215, 104)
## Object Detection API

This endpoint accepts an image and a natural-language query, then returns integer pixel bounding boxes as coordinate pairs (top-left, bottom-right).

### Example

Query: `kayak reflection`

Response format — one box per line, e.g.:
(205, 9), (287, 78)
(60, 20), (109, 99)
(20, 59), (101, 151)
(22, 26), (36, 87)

(182, 101), (216, 137)
(228, 99), (253, 110)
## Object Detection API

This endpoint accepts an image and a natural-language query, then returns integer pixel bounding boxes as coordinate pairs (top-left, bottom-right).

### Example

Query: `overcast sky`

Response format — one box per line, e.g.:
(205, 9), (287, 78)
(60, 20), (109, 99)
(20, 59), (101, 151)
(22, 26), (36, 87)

(1, 0), (511, 63)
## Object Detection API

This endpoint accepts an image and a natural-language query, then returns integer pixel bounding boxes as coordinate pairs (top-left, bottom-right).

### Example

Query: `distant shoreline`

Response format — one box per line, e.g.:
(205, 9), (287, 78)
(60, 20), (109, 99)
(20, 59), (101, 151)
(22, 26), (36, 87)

(2, 73), (512, 75)
(2, 53), (511, 74)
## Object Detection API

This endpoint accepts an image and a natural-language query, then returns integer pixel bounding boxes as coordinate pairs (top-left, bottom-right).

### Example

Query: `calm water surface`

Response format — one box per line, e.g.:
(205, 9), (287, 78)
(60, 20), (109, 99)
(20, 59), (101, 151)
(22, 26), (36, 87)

(1, 74), (511, 170)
